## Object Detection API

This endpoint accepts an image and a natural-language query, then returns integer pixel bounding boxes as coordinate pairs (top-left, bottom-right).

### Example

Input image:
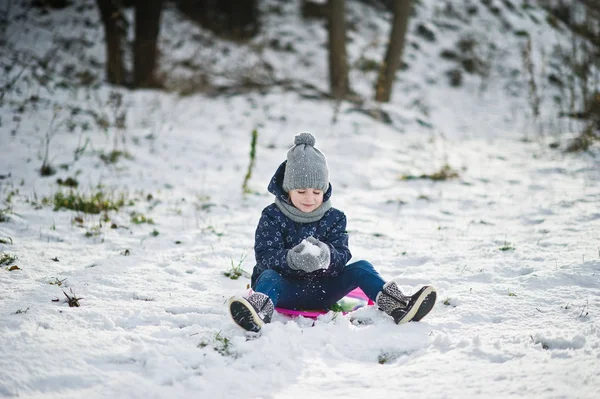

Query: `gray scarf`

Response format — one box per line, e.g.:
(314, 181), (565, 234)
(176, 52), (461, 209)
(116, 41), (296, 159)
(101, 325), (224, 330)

(275, 197), (332, 223)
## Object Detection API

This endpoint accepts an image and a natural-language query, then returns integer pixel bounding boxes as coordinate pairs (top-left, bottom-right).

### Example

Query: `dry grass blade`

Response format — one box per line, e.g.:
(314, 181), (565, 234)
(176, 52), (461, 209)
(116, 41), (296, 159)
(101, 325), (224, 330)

(63, 289), (83, 307)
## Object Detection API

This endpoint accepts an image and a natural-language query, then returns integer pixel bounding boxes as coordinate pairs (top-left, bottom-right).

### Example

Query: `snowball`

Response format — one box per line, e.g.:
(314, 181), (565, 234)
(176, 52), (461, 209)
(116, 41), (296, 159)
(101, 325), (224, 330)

(300, 238), (321, 256)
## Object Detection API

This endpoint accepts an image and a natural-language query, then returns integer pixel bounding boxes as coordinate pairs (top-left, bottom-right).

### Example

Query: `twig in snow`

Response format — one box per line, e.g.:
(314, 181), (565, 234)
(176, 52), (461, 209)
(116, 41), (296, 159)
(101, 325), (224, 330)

(63, 288), (83, 307)
(579, 299), (589, 319)
(242, 129), (258, 195)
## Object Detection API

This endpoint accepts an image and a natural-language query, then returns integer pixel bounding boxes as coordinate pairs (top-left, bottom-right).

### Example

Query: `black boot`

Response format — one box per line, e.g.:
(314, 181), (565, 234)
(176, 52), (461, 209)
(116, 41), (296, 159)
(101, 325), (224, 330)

(376, 281), (436, 324)
(228, 292), (274, 332)
(410, 286), (437, 322)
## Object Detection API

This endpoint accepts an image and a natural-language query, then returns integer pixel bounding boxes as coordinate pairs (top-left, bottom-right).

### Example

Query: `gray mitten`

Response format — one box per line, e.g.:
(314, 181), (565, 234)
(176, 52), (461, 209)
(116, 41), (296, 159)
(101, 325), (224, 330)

(287, 239), (330, 273)
(306, 237), (331, 269)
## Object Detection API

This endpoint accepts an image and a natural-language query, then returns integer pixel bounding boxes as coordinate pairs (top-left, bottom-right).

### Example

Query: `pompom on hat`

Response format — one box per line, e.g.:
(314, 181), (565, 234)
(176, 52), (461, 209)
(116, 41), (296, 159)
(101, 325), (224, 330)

(282, 132), (329, 192)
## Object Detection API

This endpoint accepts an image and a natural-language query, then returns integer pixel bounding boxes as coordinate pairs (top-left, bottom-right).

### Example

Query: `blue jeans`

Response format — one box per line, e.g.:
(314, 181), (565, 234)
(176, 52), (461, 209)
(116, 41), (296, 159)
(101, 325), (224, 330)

(252, 260), (385, 310)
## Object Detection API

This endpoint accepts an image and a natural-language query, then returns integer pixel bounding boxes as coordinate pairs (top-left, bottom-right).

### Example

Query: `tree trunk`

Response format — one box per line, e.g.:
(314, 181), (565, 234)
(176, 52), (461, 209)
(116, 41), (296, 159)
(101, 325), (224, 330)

(134, 0), (163, 88)
(375, 0), (412, 102)
(95, 0), (126, 85)
(221, 0), (259, 38)
(328, 0), (349, 99)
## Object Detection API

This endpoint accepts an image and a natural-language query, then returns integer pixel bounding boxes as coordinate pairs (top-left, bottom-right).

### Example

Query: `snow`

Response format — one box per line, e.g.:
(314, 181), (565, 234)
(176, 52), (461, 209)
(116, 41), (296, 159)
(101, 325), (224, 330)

(0, 0), (599, 398)
(300, 239), (322, 257)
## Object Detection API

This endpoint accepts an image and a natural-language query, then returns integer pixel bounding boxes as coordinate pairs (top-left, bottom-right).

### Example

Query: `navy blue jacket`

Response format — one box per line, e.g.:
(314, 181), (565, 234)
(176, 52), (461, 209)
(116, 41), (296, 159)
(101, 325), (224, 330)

(251, 161), (352, 287)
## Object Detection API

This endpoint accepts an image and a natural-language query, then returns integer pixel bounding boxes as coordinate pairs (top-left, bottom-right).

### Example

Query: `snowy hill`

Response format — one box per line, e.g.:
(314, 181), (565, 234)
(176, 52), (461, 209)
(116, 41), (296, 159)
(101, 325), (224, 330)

(1, 0), (599, 398)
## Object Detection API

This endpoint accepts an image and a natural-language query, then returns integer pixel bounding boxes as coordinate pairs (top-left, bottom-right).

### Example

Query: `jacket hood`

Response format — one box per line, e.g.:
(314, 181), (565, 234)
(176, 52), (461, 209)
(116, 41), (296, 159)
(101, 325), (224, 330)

(268, 161), (332, 204)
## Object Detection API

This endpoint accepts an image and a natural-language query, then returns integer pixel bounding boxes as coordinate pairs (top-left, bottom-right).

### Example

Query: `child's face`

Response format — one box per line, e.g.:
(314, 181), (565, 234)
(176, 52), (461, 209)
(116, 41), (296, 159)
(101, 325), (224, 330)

(289, 188), (324, 213)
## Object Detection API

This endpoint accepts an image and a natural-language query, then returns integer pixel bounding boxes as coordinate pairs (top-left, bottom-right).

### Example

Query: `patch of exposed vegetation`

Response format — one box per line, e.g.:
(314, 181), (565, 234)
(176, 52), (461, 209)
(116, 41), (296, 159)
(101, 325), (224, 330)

(385, 198), (407, 206)
(0, 252), (17, 266)
(499, 241), (516, 251)
(446, 68), (463, 87)
(329, 303), (345, 312)
(223, 265), (243, 280)
(56, 177), (79, 188)
(0, 208), (11, 223)
(443, 297), (456, 307)
(85, 224), (103, 238)
(441, 35), (492, 85)
(378, 351), (405, 365)
(99, 150), (133, 165)
(46, 190), (126, 214)
(49, 277), (67, 286)
(130, 211), (154, 225)
(401, 164), (460, 181)
(242, 129), (258, 195)
(63, 289), (83, 307)
(40, 163), (57, 177)
(224, 253), (248, 280)
(206, 225), (224, 237)
(564, 126), (600, 153)
(356, 57), (381, 72)
(195, 195), (216, 211)
(543, 2), (600, 47)
(198, 331), (235, 357)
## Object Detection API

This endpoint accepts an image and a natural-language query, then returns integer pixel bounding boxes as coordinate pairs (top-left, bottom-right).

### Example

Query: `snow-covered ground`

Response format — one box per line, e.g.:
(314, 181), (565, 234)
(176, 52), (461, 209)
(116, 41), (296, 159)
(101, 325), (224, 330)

(1, 0), (599, 398)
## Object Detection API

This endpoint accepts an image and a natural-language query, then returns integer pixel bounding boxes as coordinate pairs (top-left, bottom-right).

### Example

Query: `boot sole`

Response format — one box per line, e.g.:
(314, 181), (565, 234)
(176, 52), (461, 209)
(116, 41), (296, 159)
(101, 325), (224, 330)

(412, 289), (437, 322)
(228, 296), (264, 333)
(395, 286), (435, 324)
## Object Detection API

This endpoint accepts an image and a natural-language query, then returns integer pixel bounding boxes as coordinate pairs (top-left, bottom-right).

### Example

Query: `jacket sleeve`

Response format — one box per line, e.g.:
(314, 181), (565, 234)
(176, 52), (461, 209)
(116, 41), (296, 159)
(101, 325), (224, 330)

(321, 212), (352, 277)
(254, 208), (307, 278)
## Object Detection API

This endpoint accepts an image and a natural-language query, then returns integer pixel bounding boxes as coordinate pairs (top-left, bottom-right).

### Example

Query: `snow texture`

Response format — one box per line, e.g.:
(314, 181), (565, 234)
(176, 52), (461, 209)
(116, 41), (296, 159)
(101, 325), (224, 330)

(299, 239), (322, 257)
(0, 0), (599, 398)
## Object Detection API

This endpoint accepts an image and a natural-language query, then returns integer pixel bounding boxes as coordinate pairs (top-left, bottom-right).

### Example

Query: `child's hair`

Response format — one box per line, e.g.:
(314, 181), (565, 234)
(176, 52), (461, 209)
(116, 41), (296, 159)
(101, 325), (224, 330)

(283, 132), (329, 192)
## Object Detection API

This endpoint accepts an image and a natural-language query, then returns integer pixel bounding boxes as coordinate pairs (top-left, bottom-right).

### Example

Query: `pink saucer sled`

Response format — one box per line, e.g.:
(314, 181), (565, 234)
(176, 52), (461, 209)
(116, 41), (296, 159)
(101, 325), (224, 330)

(273, 288), (375, 319)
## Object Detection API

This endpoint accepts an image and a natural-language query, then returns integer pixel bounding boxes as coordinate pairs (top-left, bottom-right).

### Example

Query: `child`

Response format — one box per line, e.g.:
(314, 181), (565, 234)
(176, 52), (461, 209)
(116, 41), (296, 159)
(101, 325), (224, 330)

(228, 133), (436, 332)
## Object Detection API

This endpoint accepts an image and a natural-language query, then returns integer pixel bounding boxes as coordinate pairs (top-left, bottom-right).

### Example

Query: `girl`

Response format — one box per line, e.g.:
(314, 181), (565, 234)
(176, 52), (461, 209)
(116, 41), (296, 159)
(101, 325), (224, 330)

(229, 133), (436, 332)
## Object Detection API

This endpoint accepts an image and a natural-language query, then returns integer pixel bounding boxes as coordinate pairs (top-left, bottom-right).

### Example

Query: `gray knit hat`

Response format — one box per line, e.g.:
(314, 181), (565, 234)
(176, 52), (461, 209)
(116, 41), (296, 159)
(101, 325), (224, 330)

(282, 132), (329, 192)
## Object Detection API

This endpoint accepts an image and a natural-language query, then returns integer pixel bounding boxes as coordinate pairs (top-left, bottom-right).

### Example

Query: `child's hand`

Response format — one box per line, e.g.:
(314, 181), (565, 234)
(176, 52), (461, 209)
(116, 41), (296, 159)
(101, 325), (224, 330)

(287, 239), (330, 273)
(305, 237), (330, 266)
